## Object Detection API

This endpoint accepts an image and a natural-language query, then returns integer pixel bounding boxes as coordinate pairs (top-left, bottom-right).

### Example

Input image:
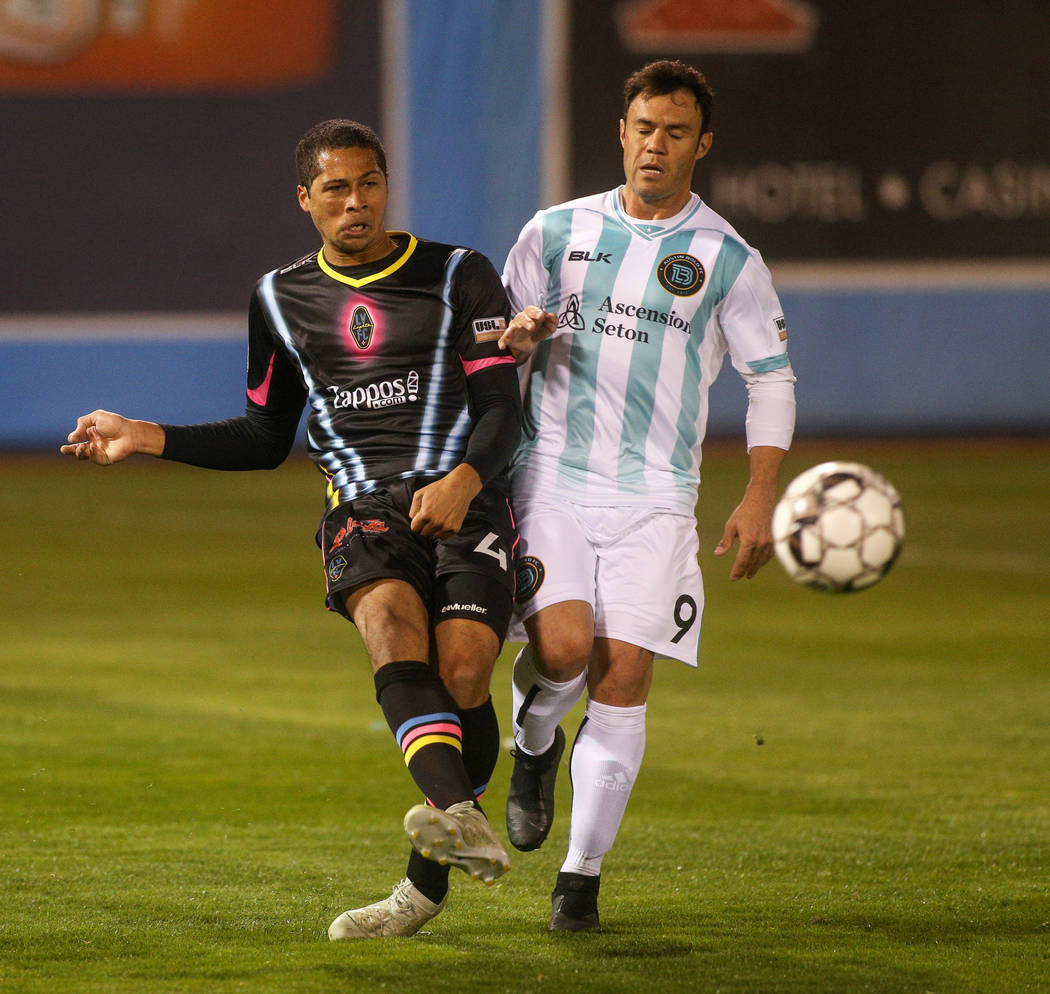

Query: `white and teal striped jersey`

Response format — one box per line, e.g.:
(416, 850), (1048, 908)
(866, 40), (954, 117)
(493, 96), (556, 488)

(503, 188), (796, 514)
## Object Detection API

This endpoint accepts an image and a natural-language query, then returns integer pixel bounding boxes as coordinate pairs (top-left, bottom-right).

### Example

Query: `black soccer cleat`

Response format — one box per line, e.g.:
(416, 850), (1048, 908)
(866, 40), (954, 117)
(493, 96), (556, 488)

(548, 871), (600, 932)
(506, 725), (565, 851)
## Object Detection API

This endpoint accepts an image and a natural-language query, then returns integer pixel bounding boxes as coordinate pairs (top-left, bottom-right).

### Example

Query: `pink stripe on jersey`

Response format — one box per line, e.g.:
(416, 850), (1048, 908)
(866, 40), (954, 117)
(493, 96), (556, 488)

(247, 352), (275, 406)
(400, 721), (463, 749)
(461, 355), (515, 377)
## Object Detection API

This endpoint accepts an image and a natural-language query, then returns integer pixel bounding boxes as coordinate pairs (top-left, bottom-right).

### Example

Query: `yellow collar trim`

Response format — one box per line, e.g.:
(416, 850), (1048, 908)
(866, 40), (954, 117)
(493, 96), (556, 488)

(317, 232), (417, 287)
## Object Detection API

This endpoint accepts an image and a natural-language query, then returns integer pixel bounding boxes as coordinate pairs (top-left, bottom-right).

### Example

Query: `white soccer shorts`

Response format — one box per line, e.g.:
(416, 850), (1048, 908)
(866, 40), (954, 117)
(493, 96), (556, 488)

(509, 496), (704, 666)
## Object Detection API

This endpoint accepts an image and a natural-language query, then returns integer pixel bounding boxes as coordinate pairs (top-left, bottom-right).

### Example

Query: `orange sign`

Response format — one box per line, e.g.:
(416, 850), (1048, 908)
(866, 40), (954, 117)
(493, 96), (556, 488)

(0, 0), (334, 91)
(616, 0), (818, 53)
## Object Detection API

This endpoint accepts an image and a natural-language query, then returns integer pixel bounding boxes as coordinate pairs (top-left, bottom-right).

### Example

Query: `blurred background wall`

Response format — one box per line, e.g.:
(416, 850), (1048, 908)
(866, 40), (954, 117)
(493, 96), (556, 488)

(1, 0), (1047, 447)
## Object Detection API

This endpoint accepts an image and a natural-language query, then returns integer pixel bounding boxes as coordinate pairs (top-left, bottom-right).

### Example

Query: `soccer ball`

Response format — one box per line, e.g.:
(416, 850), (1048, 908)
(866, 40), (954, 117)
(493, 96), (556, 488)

(772, 461), (905, 592)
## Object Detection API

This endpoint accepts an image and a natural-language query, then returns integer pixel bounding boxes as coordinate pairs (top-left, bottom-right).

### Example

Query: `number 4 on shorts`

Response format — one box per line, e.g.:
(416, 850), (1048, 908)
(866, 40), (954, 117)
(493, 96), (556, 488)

(473, 531), (507, 571)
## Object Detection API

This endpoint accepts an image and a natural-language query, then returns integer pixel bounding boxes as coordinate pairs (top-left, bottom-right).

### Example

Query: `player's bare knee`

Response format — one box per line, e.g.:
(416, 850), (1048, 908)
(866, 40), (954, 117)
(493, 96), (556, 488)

(439, 660), (492, 710)
(532, 632), (591, 683)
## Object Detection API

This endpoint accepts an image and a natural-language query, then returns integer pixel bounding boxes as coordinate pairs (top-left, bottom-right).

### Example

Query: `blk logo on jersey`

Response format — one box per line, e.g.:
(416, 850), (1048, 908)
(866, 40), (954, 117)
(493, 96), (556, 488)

(657, 253), (705, 296)
(568, 249), (612, 264)
(349, 305), (375, 349)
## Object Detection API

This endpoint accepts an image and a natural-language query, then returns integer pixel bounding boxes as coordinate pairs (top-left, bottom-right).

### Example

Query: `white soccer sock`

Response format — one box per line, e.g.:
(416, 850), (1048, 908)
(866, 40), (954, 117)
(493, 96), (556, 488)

(561, 699), (647, 877)
(511, 644), (587, 756)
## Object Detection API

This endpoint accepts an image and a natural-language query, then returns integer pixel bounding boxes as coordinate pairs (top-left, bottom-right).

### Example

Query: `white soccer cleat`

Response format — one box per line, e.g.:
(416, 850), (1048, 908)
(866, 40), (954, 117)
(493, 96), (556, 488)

(403, 800), (511, 884)
(327, 878), (447, 939)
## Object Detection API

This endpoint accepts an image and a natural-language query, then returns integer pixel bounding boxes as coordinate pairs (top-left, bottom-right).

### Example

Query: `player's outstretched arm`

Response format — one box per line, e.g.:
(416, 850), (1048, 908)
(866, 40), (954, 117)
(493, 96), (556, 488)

(60, 410), (165, 466)
(497, 305), (558, 365)
(715, 445), (785, 581)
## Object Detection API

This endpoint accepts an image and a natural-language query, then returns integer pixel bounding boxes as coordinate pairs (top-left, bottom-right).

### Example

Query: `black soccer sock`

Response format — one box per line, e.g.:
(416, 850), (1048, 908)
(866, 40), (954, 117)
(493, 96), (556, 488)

(405, 696), (501, 903)
(373, 660), (475, 810)
(406, 846), (451, 905)
(458, 695), (501, 805)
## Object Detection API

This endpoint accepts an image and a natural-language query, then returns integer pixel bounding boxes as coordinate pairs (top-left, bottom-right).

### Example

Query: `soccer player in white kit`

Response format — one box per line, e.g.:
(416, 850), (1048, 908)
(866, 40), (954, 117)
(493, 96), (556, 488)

(498, 59), (796, 931)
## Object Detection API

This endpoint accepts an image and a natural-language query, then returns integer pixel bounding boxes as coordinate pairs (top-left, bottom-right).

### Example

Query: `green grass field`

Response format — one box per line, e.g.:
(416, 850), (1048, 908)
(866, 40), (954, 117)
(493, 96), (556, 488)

(2, 438), (1048, 993)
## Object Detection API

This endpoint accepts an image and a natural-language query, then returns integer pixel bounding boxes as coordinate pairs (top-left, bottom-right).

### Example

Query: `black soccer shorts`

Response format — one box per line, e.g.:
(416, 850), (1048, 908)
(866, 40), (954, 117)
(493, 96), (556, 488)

(317, 476), (517, 640)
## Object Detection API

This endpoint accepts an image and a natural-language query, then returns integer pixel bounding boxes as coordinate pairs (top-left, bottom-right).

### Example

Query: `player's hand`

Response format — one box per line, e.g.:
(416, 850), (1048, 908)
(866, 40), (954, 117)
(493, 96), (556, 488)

(60, 410), (162, 465)
(497, 306), (558, 364)
(714, 487), (777, 581)
(409, 464), (483, 539)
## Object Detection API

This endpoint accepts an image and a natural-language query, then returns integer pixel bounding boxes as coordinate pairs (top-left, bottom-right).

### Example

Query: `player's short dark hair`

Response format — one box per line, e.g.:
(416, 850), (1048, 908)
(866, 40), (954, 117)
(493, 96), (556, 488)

(623, 60), (714, 135)
(295, 119), (388, 190)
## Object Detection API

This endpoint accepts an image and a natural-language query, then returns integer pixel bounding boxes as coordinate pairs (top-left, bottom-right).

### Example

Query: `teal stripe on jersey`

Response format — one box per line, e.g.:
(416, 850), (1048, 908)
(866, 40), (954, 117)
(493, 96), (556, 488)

(515, 208), (574, 475)
(669, 235), (750, 477)
(616, 228), (700, 492)
(556, 218), (633, 492)
(747, 352), (791, 373)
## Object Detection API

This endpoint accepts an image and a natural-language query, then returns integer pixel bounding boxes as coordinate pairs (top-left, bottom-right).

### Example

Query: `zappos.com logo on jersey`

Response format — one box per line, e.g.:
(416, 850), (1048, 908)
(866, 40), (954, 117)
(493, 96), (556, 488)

(328, 370), (420, 410)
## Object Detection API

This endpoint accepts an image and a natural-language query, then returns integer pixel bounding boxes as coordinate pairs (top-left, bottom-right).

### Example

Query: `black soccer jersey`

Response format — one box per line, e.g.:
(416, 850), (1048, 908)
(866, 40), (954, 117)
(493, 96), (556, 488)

(162, 234), (521, 504)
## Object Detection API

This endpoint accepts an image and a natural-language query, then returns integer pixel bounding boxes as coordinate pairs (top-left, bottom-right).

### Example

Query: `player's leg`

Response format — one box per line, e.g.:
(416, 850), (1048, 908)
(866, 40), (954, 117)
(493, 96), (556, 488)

(550, 638), (652, 931)
(348, 581), (509, 885)
(505, 498), (596, 850)
(323, 491), (500, 939)
(403, 609), (506, 910)
(431, 485), (517, 797)
(329, 588), (508, 941)
(549, 509), (702, 931)
(345, 578), (477, 809)
(397, 494), (519, 888)
(503, 602), (592, 851)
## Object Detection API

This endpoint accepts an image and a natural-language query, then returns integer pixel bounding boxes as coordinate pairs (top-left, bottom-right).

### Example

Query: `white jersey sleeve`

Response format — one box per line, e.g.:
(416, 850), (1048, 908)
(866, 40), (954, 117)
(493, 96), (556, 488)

(502, 212), (550, 313)
(717, 248), (796, 451)
(718, 249), (791, 378)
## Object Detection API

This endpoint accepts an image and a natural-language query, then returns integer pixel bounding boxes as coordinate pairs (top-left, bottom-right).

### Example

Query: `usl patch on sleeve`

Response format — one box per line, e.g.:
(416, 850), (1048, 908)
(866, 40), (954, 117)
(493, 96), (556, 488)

(774, 315), (788, 341)
(473, 316), (507, 343)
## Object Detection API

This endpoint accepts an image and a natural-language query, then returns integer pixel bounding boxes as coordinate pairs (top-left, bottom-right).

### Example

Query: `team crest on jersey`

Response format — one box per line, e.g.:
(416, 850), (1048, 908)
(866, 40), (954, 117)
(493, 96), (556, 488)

(349, 305), (375, 349)
(515, 556), (545, 604)
(657, 253), (705, 297)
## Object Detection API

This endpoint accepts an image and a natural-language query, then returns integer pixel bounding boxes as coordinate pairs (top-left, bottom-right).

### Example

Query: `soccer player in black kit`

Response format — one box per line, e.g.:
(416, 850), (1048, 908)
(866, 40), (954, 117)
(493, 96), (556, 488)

(62, 120), (522, 939)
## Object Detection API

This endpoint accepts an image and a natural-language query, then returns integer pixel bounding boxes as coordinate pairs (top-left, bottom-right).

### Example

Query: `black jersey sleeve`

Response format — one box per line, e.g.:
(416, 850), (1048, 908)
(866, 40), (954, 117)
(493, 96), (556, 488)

(451, 251), (522, 484)
(461, 364), (521, 484)
(160, 291), (308, 470)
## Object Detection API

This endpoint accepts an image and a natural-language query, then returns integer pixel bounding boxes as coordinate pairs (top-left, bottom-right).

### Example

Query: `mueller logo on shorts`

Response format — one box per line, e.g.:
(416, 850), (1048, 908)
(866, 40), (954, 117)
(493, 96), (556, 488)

(514, 556), (545, 604)
(348, 305), (375, 349)
(440, 602), (489, 616)
(657, 253), (705, 296)
(472, 316), (507, 343)
(329, 517), (389, 552)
